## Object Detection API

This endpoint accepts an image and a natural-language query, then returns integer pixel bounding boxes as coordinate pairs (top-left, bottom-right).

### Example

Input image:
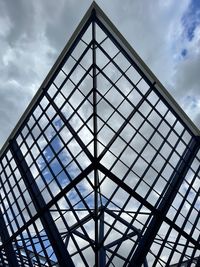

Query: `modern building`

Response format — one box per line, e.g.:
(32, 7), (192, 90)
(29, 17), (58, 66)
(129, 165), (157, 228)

(0, 2), (199, 266)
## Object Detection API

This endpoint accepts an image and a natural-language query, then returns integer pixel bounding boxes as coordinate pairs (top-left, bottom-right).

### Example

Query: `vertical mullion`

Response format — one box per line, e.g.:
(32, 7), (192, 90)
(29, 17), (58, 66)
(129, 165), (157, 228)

(92, 12), (99, 267)
(99, 211), (106, 266)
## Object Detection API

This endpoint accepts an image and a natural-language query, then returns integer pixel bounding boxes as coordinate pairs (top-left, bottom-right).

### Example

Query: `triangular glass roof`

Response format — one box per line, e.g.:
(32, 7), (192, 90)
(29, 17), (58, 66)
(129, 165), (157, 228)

(0, 2), (199, 267)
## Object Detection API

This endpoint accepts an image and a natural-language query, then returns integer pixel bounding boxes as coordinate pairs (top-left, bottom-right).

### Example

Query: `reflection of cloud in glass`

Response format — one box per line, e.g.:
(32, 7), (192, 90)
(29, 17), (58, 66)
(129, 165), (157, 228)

(0, 3), (199, 267)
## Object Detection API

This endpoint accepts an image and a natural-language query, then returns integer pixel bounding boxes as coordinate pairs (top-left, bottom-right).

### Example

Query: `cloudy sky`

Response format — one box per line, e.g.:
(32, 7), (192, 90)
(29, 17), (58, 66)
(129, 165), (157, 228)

(0, 0), (200, 149)
(0, 1), (199, 265)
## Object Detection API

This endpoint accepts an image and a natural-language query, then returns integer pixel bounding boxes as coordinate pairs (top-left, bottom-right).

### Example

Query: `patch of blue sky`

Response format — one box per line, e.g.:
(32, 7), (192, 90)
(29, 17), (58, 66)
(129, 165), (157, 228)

(20, 235), (47, 264)
(50, 135), (62, 154)
(49, 158), (63, 177)
(74, 200), (86, 210)
(57, 170), (71, 188)
(36, 121), (89, 202)
(33, 236), (57, 265)
(36, 154), (46, 170)
(67, 189), (82, 206)
(73, 180), (95, 209)
(82, 193), (94, 209)
(52, 116), (63, 131)
(36, 136), (61, 172)
(42, 238), (53, 257)
(36, 135), (77, 187)
(76, 180), (91, 195)
(66, 177), (103, 210)
(42, 166), (53, 183)
(66, 161), (80, 179)
(182, 0), (200, 41)
(44, 145), (54, 163)
(57, 147), (70, 166)
(184, 95), (198, 109)
(181, 48), (188, 58)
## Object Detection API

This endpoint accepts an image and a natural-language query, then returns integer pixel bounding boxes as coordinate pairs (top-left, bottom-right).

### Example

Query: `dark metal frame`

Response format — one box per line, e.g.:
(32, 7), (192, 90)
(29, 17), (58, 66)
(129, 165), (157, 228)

(0, 2), (199, 266)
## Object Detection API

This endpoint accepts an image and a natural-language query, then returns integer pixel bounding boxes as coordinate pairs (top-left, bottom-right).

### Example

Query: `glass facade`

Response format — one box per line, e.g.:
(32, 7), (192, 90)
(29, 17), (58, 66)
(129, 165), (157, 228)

(0, 3), (199, 267)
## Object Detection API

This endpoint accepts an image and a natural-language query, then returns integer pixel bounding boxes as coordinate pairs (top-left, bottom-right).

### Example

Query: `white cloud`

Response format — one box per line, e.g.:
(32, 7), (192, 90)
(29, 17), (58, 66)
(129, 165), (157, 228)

(0, 0), (199, 150)
(0, 1), (200, 266)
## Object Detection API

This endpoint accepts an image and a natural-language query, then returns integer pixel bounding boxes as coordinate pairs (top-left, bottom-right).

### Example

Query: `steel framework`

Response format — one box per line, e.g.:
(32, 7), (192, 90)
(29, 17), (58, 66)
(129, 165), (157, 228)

(0, 2), (200, 267)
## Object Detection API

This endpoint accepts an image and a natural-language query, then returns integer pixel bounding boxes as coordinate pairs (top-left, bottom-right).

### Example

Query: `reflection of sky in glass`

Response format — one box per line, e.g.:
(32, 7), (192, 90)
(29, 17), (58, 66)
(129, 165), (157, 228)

(0, 4), (199, 267)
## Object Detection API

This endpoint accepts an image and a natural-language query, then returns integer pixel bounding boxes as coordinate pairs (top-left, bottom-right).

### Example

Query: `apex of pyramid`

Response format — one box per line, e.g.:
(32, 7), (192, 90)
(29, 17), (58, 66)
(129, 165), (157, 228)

(0, 2), (199, 267)
(2, 0), (199, 158)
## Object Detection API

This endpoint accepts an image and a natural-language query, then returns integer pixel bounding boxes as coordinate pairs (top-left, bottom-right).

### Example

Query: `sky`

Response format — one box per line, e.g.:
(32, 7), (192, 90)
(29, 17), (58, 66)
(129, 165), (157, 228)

(0, 0), (200, 148)
(0, 1), (200, 265)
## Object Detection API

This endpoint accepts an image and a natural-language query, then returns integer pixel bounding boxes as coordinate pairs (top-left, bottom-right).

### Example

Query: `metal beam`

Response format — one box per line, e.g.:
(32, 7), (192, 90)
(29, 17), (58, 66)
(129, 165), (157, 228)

(93, 7), (200, 137)
(0, 3), (94, 157)
(169, 256), (199, 267)
(92, 10), (100, 267)
(99, 211), (106, 267)
(0, 163), (94, 251)
(9, 139), (75, 267)
(97, 163), (200, 250)
(128, 137), (199, 267)
(0, 3), (199, 267)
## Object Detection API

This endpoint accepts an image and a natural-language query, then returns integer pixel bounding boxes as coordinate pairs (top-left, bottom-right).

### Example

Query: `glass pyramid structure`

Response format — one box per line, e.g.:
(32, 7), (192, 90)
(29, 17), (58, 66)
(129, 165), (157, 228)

(0, 2), (199, 267)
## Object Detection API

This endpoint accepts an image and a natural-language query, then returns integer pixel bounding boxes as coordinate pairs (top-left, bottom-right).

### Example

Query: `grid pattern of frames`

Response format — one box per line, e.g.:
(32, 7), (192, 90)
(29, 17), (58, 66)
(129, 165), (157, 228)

(0, 4), (200, 267)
